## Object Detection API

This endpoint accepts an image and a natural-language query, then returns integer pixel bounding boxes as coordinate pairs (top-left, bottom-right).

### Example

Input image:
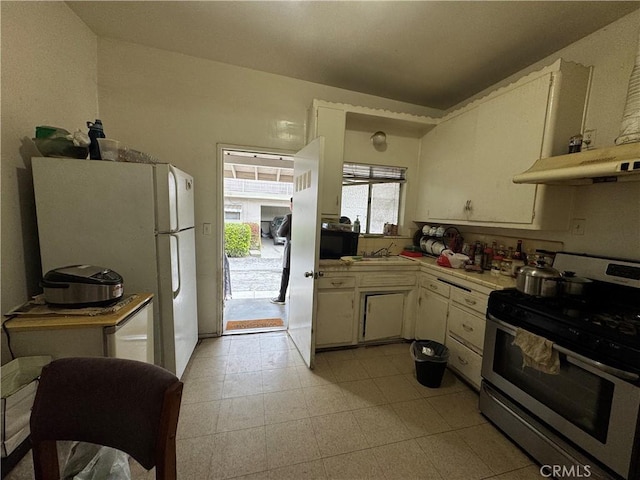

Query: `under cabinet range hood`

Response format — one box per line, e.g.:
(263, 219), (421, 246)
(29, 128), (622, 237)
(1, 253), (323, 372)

(513, 142), (640, 185)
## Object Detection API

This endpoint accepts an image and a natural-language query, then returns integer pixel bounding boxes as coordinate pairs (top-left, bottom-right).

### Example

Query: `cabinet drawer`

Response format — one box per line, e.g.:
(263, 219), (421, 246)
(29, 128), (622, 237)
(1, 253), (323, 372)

(318, 276), (356, 289)
(451, 288), (488, 315)
(360, 274), (415, 288)
(418, 276), (450, 298)
(447, 305), (485, 353)
(446, 336), (482, 390)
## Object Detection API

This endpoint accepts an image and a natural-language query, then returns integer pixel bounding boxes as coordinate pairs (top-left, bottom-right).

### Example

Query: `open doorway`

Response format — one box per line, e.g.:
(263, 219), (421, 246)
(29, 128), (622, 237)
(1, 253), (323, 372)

(221, 147), (294, 335)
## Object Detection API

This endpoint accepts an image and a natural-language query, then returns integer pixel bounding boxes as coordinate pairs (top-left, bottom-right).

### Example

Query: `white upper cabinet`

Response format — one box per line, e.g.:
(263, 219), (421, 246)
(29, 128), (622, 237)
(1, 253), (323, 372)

(307, 99), (438, 219)
(416, 59), (591, 229)
(310, 105), (346, 216)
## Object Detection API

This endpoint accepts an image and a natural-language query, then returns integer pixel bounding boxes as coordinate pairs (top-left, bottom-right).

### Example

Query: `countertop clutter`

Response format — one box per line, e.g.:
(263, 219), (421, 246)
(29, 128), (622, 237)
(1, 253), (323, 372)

(319, 255), (516, 290)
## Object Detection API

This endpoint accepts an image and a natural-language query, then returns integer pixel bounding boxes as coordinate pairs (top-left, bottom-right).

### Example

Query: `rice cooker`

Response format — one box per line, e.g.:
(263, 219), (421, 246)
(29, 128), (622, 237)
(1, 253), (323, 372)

(41, 265), (124, 307)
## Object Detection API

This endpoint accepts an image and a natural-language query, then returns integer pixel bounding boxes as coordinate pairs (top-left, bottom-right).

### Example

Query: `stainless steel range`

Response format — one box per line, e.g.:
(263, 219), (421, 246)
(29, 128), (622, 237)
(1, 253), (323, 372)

(480, 253), (640, 480)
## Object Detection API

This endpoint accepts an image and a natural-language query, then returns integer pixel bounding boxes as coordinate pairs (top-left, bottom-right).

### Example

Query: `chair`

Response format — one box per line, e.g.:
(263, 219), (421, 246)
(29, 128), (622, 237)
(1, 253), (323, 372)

(30, 357), (183, 480)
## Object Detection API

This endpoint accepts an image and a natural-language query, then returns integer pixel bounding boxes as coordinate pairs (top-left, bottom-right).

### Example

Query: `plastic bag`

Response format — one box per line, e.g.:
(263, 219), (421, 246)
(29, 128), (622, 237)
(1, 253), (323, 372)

(61, 442), (131, 480)
(437, 249), (470, 269)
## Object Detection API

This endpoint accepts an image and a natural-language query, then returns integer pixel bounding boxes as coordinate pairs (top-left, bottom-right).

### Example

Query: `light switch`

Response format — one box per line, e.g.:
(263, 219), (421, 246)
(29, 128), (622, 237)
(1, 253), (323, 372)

(203, 223), (212, 236)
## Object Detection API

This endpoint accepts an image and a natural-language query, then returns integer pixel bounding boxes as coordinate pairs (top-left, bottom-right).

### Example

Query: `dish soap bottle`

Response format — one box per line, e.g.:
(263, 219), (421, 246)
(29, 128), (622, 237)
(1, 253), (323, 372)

(353, 216), (361, 233)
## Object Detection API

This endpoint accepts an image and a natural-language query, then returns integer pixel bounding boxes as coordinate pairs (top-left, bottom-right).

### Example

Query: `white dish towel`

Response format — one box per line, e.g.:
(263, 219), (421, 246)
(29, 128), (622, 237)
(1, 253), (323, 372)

(513, 328), (560, 375)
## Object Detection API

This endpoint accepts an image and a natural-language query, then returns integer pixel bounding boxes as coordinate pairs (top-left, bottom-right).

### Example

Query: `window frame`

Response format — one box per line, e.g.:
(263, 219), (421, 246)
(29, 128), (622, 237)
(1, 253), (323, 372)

(341, 163), (406, 234)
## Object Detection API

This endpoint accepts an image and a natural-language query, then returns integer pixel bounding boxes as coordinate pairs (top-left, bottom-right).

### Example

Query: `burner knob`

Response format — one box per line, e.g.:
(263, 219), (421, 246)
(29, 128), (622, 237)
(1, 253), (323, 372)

(568, 328), (582, 339)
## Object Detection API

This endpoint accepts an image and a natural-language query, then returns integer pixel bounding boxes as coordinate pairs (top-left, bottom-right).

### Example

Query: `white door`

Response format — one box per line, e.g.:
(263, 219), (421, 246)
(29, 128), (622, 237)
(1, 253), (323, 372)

(288, 137), (323, 368)
(157, 227), (199, 378)
(155, 164), (196, 232)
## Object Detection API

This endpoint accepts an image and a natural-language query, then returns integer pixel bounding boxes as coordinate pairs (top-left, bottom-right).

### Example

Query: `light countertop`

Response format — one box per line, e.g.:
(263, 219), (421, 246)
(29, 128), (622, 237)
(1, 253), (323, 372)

(319, 255), (517, 290)
(409, 256), (517, 290)
(4, 293), (153, 332)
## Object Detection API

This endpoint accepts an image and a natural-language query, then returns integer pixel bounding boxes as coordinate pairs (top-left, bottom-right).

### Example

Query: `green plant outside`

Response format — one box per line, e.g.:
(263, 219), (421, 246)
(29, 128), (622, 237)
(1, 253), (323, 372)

(224, 223), (251, 257)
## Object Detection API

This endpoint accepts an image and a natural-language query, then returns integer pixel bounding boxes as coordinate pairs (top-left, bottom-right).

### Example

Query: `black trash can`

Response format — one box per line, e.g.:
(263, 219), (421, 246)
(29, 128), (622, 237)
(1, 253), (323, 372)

(410, 340), (449, 388)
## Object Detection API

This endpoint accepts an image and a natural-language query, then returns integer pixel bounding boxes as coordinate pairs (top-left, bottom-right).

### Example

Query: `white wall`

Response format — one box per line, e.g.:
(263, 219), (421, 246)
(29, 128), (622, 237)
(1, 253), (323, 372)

(95, 38), (442, 336)
(446, 10), (640, 260)
(1, 2), (98, 363)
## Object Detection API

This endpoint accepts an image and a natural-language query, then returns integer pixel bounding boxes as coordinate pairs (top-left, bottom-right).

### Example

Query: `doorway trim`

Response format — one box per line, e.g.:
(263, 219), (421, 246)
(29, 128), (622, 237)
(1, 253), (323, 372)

(215, 143), (296, 336)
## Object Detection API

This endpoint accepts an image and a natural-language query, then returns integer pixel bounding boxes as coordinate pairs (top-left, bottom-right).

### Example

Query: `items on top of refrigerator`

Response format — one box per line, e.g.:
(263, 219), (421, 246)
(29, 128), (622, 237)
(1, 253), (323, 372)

(33, 125), (90, 159)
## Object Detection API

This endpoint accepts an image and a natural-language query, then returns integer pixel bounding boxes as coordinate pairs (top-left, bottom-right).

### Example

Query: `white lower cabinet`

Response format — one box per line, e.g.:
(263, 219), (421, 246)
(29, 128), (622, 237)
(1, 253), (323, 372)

(415, 268), (494, 391)
(315, 264), (419, 349)
(447, 304), (486, 353)
(316, 276), (357, 348)
(5, 295), (154, 363)
(415, 273), (450, 343)
(446, 335), (483, 390)
(363, 293), (405, 342)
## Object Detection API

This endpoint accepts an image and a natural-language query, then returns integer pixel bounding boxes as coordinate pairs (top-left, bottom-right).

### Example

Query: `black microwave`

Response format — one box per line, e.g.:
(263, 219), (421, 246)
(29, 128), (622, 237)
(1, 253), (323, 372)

(319, 229), (359, 259)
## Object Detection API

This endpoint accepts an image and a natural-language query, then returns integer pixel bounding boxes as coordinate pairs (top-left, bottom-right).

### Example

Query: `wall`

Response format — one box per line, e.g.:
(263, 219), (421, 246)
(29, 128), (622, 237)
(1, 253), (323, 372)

(1, 2), (98, 364)
(443, 10), (640, 260)
(96, 38), (442, 336)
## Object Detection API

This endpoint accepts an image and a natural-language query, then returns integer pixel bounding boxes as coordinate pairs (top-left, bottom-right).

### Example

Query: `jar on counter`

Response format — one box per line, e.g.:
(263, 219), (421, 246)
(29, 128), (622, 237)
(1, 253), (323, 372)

(491, 254), (503, 276)
(500, 258), (514, 276)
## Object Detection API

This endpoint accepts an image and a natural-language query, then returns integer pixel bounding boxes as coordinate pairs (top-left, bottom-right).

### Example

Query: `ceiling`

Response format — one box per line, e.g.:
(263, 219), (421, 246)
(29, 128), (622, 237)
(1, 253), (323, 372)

(67, 1), (639, 110)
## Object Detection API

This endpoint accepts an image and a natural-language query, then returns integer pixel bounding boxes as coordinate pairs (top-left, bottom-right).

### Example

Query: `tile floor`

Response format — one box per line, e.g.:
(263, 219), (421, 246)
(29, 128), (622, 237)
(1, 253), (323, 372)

(6, 331), (544, 479)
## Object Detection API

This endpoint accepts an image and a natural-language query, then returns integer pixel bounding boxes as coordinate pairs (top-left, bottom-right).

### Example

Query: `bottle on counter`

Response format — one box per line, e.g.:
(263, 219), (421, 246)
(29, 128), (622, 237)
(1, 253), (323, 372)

(353, 216), (361, 233)
(513, 240), (525, 261)
(482, 242), (494, 270)
(473, 241), (484, 266)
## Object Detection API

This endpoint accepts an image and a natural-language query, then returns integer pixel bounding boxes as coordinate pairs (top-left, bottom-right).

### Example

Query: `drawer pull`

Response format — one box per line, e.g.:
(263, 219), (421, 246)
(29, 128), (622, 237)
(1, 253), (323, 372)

(464, 298), (477, 306)
(457, 356), (469, 366)
(428, 284), (438, 291)
(331, 281), (344, 287)
(462, 323), (474, 332)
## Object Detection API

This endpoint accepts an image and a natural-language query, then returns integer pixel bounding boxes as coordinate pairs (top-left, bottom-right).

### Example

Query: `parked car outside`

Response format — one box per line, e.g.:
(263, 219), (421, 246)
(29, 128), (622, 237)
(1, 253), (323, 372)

(270, 216), (286, 245)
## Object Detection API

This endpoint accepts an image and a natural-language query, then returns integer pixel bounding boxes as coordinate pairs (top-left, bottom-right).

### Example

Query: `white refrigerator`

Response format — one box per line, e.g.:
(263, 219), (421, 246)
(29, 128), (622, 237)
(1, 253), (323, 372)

(32, 157), (198, 378)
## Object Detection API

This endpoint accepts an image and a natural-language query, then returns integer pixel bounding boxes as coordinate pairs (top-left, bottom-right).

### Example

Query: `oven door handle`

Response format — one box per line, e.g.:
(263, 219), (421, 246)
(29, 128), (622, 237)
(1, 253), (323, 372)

(487, 314), (640, 383)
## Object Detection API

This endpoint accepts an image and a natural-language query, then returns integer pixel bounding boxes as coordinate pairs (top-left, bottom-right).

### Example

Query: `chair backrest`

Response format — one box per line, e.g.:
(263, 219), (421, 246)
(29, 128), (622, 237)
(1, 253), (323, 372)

(30, 357), (183, 480)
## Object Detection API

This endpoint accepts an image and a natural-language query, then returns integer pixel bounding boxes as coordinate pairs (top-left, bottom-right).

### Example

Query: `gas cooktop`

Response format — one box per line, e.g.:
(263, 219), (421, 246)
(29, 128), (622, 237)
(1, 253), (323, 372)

(488, 252), (640, 375)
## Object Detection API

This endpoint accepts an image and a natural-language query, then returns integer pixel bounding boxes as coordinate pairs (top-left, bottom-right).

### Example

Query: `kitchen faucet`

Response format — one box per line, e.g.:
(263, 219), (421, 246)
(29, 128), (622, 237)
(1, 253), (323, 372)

(369, 242), (396, 257)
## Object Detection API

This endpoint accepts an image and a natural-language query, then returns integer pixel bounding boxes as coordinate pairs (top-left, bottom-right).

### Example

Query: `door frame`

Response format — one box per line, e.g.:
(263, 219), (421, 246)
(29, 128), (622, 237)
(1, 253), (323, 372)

(215, 143), (297, 336)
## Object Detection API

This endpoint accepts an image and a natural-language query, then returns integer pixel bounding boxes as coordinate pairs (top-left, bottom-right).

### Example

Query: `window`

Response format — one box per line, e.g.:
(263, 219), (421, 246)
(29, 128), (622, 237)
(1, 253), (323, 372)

(224, 204), (242, 221)
(341, 163), (405, 234)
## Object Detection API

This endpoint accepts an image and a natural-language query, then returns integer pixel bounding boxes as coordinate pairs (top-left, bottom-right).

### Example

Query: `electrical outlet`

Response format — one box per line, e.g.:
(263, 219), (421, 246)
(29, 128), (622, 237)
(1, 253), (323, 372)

(571, 218), (586, 236)
(583, 129), (596, 150)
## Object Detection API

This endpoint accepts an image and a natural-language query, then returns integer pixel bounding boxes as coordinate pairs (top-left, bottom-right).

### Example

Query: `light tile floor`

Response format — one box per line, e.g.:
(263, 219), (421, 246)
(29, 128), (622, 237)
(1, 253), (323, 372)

(5, 331), (543, 479)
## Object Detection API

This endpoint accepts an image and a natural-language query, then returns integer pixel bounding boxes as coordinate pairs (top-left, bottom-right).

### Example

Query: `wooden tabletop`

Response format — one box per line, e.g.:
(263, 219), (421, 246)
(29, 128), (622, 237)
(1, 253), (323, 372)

(3, 293), (153, 332)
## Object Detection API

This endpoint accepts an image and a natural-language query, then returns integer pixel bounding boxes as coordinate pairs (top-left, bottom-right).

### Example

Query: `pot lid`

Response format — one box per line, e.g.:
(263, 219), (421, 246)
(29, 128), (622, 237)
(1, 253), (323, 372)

(562, 271), (593, 284)
(519, 261), (561, 278)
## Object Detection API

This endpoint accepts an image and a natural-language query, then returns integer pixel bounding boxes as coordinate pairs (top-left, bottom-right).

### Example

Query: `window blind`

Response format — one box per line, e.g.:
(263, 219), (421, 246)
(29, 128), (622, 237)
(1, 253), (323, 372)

(342, 163), (406, 185)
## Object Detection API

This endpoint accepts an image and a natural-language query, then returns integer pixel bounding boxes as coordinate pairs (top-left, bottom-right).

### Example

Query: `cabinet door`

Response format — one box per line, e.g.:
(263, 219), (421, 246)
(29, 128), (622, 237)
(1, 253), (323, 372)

(417, 108), (478, 221)
(468, 74), (552, 224)
(315, 106), (346, 216)
(316, 289), (356, 347)
(415, 287), (448, 343)
(363, 293), (405, 342)
(106, 303), (153, 363)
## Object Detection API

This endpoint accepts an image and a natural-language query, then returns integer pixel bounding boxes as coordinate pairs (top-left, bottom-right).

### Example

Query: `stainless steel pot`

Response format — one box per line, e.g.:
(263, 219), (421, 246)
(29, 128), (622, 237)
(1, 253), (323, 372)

(561, 271), (593, 296)
(515, 261), (562, 297)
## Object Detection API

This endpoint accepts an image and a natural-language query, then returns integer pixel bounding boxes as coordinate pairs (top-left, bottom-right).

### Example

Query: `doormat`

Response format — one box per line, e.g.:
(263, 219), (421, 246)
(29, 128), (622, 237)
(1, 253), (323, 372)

(226, 318), (284, 331)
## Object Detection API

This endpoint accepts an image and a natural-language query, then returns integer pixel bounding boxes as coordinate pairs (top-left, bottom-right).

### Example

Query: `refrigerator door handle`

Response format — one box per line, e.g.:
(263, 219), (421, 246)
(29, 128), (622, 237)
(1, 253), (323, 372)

(168, 166), (179, 232)
(170, 233), (182, 299)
